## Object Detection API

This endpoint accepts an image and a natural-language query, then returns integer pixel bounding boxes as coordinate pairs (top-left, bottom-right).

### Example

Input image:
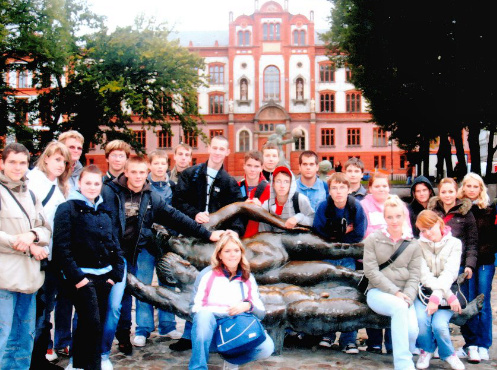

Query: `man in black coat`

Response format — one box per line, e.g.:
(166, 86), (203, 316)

(101, 156), (224, 356)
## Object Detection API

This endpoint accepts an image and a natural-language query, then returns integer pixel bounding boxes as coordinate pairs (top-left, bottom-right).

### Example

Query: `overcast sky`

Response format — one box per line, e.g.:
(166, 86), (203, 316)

(86, 0), (333, 32)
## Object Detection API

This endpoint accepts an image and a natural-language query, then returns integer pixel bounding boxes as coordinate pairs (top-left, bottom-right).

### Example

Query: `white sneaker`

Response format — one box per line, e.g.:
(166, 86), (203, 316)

(455, 347), (467, 358)
(132, 335), (147, 347)
(45, 348), (58, 362)
(445, 354), (465, 370)
(163, 329), (183, 340)
(467, 345), (481, 363)
(223, 360), (239, 370)
(101, 358), (114, 370)
(478, 347), (490, 361)
(416, 350), (433, 369)
(433, 347), (439, 359)
(319, 336), (333, 348)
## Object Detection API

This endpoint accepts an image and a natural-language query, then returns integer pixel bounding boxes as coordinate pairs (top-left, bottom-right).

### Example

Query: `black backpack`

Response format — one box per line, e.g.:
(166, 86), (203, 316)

(239, 179), (268, 200)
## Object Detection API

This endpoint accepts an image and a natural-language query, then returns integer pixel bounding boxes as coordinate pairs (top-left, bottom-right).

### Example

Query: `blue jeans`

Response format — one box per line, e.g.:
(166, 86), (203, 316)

(117, 263), (137, 334)
(415, 298), (454, 359)
(0, 289), (36, 369)
(367, 289), (417, 370)
(188, 310), (274, 370)
(135, 248), (176, 337)
(462, 264), (495, 349)
(323, 258), (358, 348)
(101, 258), (127, 360)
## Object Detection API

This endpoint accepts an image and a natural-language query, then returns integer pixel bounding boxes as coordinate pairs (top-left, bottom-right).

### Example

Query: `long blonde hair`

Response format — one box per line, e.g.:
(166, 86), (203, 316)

(210, 233), (250, 281)
(458, 172), (489, 209)
(35, 141), (72, 197)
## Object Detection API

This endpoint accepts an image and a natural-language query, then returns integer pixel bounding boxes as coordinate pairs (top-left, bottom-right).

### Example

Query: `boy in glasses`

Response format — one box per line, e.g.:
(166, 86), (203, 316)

(103, 140), (132, 184)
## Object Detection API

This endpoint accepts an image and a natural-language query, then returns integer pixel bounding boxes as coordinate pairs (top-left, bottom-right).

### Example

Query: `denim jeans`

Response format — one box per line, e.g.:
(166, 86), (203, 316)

(188, 310), (274, 370)
(135, 248), (176, 337)
(414, 298), (454, 359)
(116, 263), (137, 334)
(462, 264), (495, 349)
(323, 258), (358, 348)
(101, 258), (127, 360)
(0, 289), (37, 369)
(367, 289), (417, 370)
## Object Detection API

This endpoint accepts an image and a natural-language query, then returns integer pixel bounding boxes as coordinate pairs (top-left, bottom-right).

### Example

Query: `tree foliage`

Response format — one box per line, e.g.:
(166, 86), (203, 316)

(324, 0), (497, 178)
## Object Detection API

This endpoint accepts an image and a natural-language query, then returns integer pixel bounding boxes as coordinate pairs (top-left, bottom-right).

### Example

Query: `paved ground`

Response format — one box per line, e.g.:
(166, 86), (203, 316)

(54, 274), (497, 369)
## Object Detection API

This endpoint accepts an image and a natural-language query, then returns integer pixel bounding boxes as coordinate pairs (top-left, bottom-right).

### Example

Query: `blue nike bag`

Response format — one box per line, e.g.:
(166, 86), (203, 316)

(214, 313), (266, 356)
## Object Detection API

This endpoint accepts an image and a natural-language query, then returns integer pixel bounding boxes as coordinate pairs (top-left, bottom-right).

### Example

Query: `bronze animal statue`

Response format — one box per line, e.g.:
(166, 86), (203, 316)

(128, 202), (484, 354)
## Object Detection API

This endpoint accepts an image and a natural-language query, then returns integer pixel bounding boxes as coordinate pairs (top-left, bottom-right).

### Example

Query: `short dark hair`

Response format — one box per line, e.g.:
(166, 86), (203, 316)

(80, 164), (103, 180)
(1, 143), (30, 162)
(244, 151), (263, 164)
(124, 155), (149, 170)
(344, 157), (365, 172)
(262, 142), (278, 153)
(299, 151), (318, 165)
(327, 172), (350, 188)
(174, 143), (192, 154)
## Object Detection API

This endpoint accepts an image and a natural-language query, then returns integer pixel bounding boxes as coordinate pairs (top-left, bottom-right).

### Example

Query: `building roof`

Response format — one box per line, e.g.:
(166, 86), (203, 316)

(171, 31), (229, 47)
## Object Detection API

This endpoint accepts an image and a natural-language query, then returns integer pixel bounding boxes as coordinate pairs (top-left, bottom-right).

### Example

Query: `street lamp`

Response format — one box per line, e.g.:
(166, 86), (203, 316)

(389, 139), (393, 181)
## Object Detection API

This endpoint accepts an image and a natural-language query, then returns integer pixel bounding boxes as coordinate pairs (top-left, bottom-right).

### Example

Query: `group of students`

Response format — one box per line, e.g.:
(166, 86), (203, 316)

(0, 131), (495, 370)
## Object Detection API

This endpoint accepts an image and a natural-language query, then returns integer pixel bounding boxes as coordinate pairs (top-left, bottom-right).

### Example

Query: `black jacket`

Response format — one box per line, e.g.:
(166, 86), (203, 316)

(408, 176), (435, 237)
(102, 174), (212, 265)
(470, 203), (497, 266)
(53, 199), (125, 286)
(172, 162), (245, 235)
(427, 196), (478, 270)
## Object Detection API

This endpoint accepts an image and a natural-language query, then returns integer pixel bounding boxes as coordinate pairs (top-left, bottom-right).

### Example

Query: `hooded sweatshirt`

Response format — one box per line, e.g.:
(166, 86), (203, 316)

(259, 168), (314, 232)
(407, 176), (435, 237)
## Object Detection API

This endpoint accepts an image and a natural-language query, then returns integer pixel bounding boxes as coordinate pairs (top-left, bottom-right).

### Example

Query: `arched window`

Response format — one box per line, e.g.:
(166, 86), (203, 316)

(296, 77), (304, 100)
(209, 93), (224, 114)
(240, 78), (248, 100)
(264, 66), (280, 101)
(239, 130), (250, 152)
(320, 91), (335, 112)
(293, 30), (305, 45)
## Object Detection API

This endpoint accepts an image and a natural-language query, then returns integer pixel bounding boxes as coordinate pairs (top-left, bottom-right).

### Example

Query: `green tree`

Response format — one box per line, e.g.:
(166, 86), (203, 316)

(324, 0), (497, 179)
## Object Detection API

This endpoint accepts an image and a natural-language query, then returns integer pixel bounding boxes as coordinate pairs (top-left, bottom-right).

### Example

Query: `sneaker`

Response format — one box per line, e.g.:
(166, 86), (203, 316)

(56, 346), (70, 357)
(101, 358), (114, 370)
(319, 337), (333, 348)
(455, 347), (467, 358)
(411, 347), (421, 356)
(169, 338), (192, 351)
(478, 347), (489, 361)
(416, 350), (433, 369)
(222, 360), (239, 370)
(433, 347), (439, 359)
(445, 354), (465, 370)
(366, 345), (382, 354)
(467, 345), (481, 363)
(343, 343), (359, 354)
(132, 335), (147, 347)
(162, 329), (182, 340)
(46, 348), (59, 362)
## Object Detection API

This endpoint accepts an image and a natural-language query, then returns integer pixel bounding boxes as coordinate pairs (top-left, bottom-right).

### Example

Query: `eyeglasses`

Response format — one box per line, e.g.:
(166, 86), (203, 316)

(68, 145), (83, 151)
(109, 154), (126, 159)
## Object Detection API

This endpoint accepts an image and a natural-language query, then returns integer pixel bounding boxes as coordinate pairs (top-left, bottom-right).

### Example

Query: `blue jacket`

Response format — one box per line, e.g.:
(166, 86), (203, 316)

(296, 177), (329, 211)
(313, 195), (367, 243)
(101, 174), (212, 266)
(147, 173), (173, 206)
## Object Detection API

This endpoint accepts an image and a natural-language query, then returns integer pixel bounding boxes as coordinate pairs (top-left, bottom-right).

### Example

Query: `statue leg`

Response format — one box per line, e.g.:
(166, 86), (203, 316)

(266, 327), (284, 356)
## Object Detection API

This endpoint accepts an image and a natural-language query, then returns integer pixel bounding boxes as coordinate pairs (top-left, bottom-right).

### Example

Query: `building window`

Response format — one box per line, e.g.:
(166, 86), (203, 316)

(209, 94), (224, 114)
(263, 23), (280, 40)
(373, 128), (387, 147)
(14, 98), (29, 123)
(320, 92), (335, 113)
(184, 131), (198, 148)
(345, 68), (352, 82)
(347, 128), (361, 146)
(296, 78), (304, 100)
(295, 131), (306, 151)
(18, 70), (29, 88)
(319, 63), (335, 82)
(400, 155), (407, 169)
(240, 78), (248, 100)
(346, 92), (362, 113)
(374, 155), (387, 169)
(293, 30), (305, 45)
(157, 130), (172, 148)
(239, 130), (250, 152)
(238, 30), (250, 46)
(263, 66), (280, 101)
(322, 156), (335, 168)
(321, 128), (335, 147)
(259, 123), (274, 132)
(134, 130), (147, 147)
(209, 64), (224, 85)
(209, 129), (224, 139)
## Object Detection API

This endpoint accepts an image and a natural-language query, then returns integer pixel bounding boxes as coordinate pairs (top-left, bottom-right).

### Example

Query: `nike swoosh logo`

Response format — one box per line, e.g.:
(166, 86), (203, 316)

(225, 323), (236, 333)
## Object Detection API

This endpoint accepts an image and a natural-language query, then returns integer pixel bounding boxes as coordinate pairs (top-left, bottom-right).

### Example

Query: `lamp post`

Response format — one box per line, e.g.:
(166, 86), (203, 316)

(389, 139), (393, 181)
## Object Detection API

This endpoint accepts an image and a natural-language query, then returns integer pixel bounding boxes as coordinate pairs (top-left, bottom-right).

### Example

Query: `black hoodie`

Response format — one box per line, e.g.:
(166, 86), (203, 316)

(407, 176), (435, 237)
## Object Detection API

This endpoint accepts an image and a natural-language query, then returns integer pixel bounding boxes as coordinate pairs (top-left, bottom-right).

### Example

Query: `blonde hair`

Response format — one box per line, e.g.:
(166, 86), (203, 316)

(104, 140), (131, 158)
(58, 130), (84, 145)
(35, 142), (72, 197)
(458, 172), (489, 209)
(210, 233), (250, 281)
(416, 209), (445, 231)
(438, 177), (458, 192)
(383, 194), (405, 213)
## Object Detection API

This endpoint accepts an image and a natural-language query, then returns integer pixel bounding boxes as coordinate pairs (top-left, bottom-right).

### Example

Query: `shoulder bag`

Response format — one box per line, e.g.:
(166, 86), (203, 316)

(418, 280), (467, 309)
